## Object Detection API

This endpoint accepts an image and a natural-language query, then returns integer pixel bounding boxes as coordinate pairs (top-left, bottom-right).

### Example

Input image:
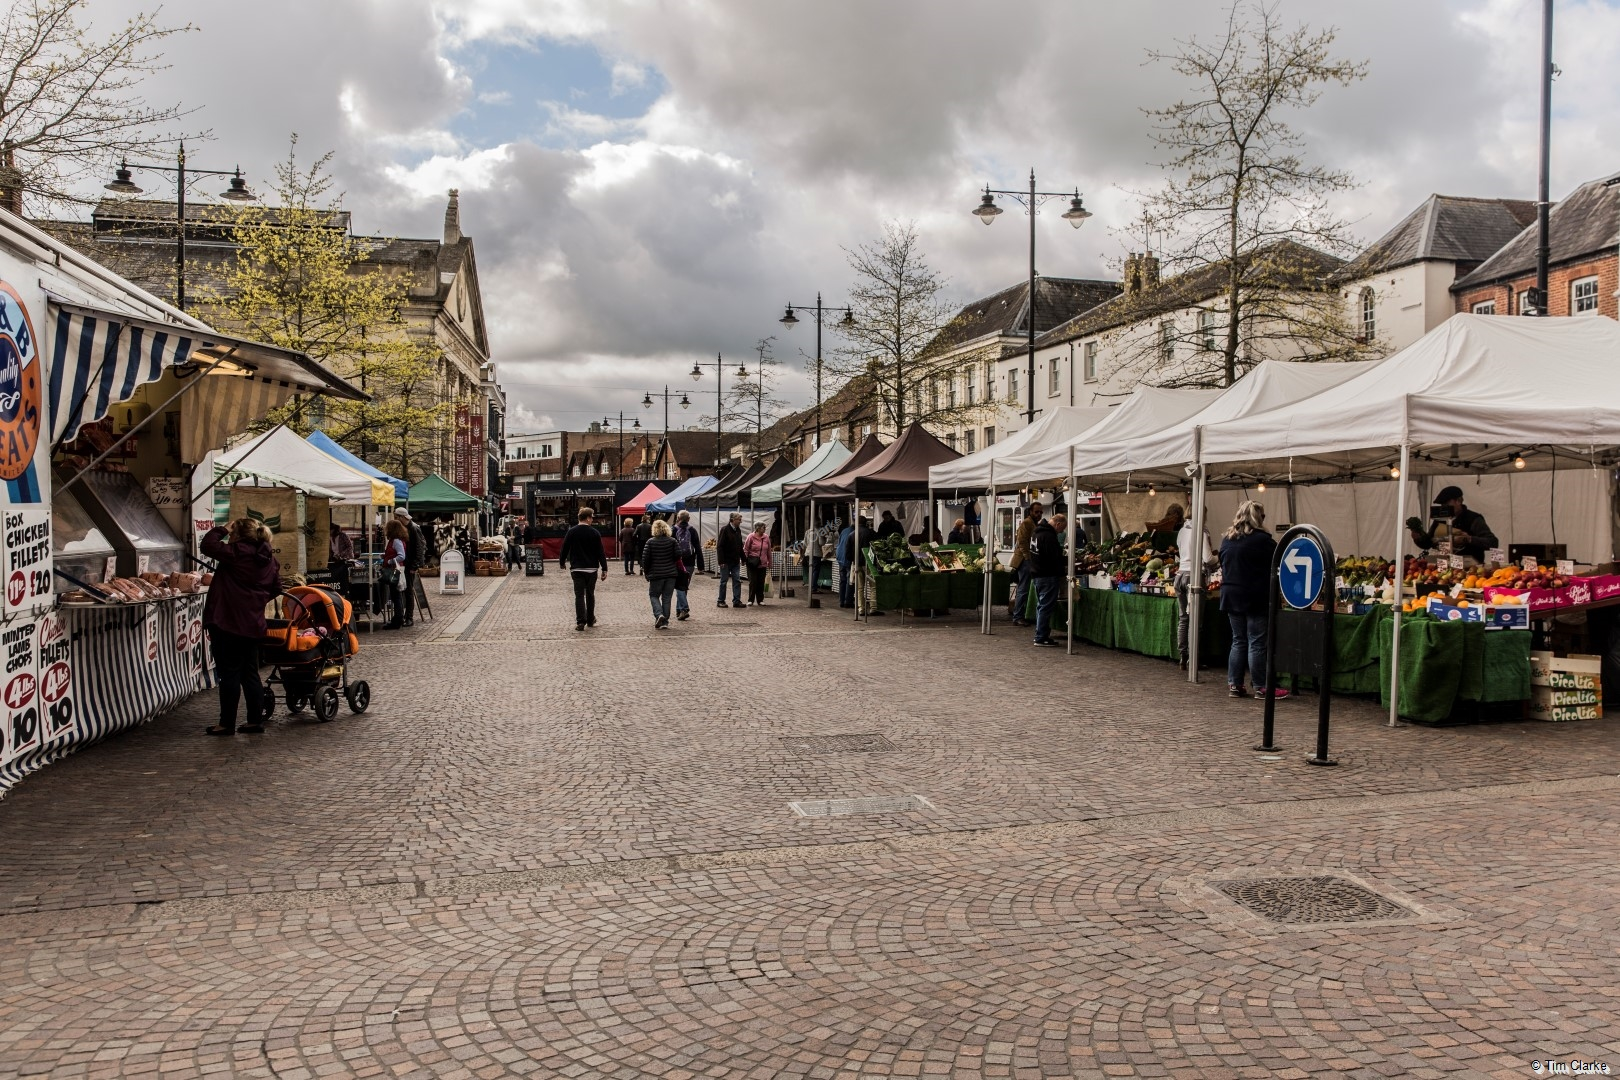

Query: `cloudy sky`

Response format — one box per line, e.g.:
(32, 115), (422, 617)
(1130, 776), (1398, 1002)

(73, 0), (1620, 434)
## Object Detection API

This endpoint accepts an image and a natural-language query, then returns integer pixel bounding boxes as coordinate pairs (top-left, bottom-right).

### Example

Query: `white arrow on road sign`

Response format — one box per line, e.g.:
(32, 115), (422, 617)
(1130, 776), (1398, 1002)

(1283, 549), (1315, 601)
(1278, 535), (1326, 609)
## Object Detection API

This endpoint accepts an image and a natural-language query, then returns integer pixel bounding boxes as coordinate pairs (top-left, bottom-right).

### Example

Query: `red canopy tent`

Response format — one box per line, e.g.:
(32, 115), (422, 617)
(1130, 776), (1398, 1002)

(617, 482), (666, 517)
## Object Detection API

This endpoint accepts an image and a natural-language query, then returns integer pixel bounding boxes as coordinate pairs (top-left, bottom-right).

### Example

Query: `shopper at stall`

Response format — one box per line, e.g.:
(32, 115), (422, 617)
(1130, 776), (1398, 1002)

(1029, 512), (1066, 647)
(876, 510), (904, 540)
(1009, 501), (1043, 626)
(672, 510), (703, 621)
(559, 507), (609, 631)
(395, 508), (426, 627)
(1147, 504), (1185, 551)
(1408, 486), (1498, 562)
(382, 517), (410, 630)
(200, 518), (281, 737)
(634, 515), (654, 570)
(1175, 509), (1215, 671)
(1219, 501), (1287, 700)
(716, 512), (745, 608)
(744, 521), (772, 606)
(836, 519), (857, 608)
(619, 517), (638, 575)
(641, 519), (681, 629)
(948, 518), (970, 544)
(806, 516), (826, 596)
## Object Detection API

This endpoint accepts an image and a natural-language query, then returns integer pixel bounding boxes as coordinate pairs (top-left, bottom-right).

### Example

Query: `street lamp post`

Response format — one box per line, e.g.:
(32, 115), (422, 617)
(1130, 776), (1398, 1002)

(105, 141), (256, 312)
(689, 352), (745, 466)
(600, 412), (641, 478)
(973, 169), (1091, 424)
(641, 386), (691, 477)
(779, 294), (853, 448)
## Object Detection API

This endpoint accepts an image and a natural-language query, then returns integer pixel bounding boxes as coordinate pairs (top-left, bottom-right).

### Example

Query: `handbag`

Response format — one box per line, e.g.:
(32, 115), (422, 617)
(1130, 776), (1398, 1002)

(745, 555), (762, 572)
(819, 542), (835, 559)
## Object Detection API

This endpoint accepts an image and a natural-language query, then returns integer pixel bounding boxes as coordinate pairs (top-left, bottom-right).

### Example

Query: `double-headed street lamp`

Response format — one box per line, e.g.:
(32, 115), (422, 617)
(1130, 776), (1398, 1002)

(689, 352), (750, 466)
(601, 412), (641, 477)
(641, 385), (690, 443)
(779, 295), (853, 446)
(973, 169), (1092, 424)
(105, 140), (256, 312)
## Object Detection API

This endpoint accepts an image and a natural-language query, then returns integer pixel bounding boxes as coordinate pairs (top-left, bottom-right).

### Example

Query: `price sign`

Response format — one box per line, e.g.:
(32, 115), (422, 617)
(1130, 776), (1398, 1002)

(1557, 559), (1575, 576)
(137, 554), (150, 574)
(1450, 583), (1465, 598)
(1486, 548), (1506, 566)
(1522, 556), (1539, 571)
(1437, 541), (1452, 557)
(1449, 555), (1466, 570)
(1335, 575), (1346, 591)
(104, 556), (118, 580)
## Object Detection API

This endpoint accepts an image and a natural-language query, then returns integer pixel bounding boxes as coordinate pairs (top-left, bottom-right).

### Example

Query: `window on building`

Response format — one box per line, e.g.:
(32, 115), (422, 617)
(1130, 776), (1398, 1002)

(1572, 276), (1600, 315)
(965, 365), (976, 405)
(947, 376), (957, 409)
(1158, 319), (1175, 363)
(863, 424), (872, 436)
(1048, 358), (1060, 396)
(928, 379), (940, 412)
(1083, 341), (1097, 382)
(1360, 287), (1376, 341)
(1472, 300), (1496, 315)
(1008, 368), (1019, 402)
(1199, 310), (1218, 351)
(984, 426), (996, 448)
(983, 361), (996, 402)
(1516, 289), (1533, 315)
(945, 431), (957, 450)
(965, 429), (976, 453)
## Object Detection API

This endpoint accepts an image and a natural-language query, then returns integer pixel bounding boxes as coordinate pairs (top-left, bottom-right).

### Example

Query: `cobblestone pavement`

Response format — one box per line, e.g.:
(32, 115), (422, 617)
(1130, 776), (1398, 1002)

(3, 569), (1619, 1078)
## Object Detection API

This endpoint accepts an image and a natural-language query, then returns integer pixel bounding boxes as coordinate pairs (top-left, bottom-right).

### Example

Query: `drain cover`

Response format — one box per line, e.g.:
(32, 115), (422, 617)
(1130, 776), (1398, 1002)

(1212, 875), (1412, 925)
(790, 794), (933, 817)
(781, 733), (896, 754)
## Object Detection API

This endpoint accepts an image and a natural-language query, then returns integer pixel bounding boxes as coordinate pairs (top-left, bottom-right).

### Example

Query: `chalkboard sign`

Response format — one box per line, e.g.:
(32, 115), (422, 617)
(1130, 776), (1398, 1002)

(524, 545), (546, 576)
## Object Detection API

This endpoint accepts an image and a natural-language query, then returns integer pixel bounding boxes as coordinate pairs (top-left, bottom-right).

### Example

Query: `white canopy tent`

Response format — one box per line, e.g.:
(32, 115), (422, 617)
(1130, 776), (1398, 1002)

(927, 406), (1114, 493)
(214, 425), (395, 506)
(994, 388), (1224, 488)
(1192, 314), (1620, 723)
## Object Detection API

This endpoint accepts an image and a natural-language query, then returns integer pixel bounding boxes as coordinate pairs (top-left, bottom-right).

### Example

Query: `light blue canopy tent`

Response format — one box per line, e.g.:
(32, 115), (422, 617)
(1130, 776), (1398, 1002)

(307, 429), (410, 502)
(647, 474), (719, 512)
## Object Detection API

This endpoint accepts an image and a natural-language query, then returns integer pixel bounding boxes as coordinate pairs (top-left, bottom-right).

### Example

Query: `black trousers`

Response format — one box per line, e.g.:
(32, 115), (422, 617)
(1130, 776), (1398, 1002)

(401, 569), (417, 623)
(209, 626), (264, 729)
(747, 562), (767, 603)
(572, 572), (598, 625)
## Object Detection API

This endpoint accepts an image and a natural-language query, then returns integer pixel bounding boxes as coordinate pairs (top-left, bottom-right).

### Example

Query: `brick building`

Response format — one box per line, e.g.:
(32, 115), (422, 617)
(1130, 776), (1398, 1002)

(1451, 172), (1620, 320)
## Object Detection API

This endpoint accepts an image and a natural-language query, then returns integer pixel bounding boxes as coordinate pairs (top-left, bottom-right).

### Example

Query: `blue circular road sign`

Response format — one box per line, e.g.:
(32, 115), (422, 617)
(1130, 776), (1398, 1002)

(1278, 535), (1327, 610)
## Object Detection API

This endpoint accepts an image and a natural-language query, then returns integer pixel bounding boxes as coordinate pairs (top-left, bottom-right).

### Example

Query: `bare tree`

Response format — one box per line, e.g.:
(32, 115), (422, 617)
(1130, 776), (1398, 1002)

(1123, 0), (1371, 387)
(0, 0), (194, 210)
(720, 336), (788, 441)
(827, 221), (958, 434)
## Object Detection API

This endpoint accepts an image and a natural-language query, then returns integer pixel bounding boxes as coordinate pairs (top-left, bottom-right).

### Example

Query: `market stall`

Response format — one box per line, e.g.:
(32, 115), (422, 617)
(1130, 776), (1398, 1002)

(306, 429), (410, 501)
(406, 473), (483, 574)
(617, 482), (667, 519)
(752, 438), (852, 590)
(647, 474), (718, 513)
(0, 209), (365, 797)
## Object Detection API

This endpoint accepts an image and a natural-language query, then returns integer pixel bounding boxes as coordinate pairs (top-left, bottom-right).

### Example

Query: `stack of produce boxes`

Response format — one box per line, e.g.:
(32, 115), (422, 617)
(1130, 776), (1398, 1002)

(1528, 650), (1602, 721)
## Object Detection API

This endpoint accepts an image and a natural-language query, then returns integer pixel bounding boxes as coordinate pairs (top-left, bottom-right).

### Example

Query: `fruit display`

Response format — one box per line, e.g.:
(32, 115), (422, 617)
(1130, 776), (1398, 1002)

(1337, 556), (1394, 588)
(869, 533), (917, 575)
(1075, 531), (1178, 589)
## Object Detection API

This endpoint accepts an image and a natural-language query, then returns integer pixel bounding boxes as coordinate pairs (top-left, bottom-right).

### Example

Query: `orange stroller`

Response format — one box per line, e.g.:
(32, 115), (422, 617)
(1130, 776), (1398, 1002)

(260, 585), (370, 722)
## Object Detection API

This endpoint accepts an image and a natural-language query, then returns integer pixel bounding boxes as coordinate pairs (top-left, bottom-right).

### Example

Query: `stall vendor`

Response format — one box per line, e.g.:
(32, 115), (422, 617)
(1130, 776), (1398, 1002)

(1408, 485), (1498, 561)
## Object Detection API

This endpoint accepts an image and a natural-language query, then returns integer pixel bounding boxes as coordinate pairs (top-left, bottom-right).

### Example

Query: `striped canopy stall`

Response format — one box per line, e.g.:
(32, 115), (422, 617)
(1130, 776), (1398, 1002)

(44, 293), (366, 463)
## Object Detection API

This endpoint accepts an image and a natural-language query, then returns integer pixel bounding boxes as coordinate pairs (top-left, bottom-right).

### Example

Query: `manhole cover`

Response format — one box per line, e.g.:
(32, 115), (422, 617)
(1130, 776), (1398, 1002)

(1212, 875), (1412, 925)
(781, 734), (897, 754)
(790, 794), (933, 817)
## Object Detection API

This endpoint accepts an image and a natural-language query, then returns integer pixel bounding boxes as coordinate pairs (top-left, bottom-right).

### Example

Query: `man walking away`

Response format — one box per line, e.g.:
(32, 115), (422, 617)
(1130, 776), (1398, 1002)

(836, 519), (856, 608)
(634, 516), (654, 572)
(716, 512), (745, 608)
(1175, 506), (1214, 670)
(641, 519), (681, 629)
(672, 510), (703, 621)
(396, 508), (426, 626)
(619, 517), (638, 575)
(1008, 501), (1043, 626)
(559, 508), (608, 631)
(1029, 512), (1066, 647)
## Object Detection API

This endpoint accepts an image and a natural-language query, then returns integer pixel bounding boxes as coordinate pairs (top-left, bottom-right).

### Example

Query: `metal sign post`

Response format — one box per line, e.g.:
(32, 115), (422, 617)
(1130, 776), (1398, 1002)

(1258, 524), (1338, 765)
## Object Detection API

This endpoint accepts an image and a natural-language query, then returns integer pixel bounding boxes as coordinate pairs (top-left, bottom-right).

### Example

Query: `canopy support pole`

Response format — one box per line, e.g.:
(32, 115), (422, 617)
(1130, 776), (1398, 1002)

(851, 498), (861, 622)
(1187, 465), (1207, 684)
(1388, 443), (1411, 727)
(982, 461), (995, 635)
(1065, 445), (1076, 656)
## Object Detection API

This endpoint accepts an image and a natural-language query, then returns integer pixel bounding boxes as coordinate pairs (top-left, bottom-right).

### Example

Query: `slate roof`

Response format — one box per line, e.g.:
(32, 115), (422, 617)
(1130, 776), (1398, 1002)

(1034, 240), (1344, 349)
(1332, 195), (1537, 282)
(923, 277), (1122, 358)
(1452, 172), (1620, 291)
(660, 430), (748, 468)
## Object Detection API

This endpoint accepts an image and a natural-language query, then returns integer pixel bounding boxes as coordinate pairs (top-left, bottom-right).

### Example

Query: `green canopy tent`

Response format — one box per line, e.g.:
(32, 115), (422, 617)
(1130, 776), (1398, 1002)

(407, 473), (480, 514)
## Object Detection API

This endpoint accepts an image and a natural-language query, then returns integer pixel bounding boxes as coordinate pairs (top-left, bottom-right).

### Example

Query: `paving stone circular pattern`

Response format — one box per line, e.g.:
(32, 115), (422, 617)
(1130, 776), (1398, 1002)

(1211, 874), (1411, 924)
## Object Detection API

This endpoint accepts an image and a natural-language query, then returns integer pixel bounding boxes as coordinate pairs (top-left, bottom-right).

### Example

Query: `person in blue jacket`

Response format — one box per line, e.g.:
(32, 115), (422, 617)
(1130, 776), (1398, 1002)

(1219, 500), (1288, 700)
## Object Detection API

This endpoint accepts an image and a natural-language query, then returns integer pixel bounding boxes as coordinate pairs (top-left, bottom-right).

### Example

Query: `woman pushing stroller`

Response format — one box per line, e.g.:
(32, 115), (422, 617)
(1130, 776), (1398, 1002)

(201, 518), (281, 736)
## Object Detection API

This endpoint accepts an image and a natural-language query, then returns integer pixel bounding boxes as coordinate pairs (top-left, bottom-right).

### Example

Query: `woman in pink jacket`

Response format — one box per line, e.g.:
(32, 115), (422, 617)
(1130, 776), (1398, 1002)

(743, 521), (772, 606)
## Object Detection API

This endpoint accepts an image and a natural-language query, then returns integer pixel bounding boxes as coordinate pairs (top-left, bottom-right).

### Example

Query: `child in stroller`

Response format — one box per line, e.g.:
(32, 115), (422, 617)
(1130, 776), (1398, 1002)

(261, 584), (371, 722)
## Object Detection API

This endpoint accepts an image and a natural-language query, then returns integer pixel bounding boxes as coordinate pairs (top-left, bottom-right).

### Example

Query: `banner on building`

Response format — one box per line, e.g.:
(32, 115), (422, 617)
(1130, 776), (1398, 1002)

(467, 412), (485, 496)
(453, 404), (471, 489)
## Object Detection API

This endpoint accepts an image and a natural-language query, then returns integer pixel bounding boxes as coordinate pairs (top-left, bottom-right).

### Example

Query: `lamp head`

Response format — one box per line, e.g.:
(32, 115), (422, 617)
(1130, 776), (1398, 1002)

(105, 163), (142, 195)
(840, 307), (854, 326)
(736, 364), (750, 379)
(690, 362), (702, 382)
(780, 306), (799, 327)
(220, 169), (255, 201)
(973, 187), (1002, 224)
(641, 394), (653, 409)
(679, 394), (691, 410)
(1061, 191), (1092, 229)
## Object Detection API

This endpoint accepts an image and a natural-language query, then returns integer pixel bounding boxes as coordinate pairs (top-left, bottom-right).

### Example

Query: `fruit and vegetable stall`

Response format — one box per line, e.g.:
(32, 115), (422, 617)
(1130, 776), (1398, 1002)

(862, 536), (1011, 611)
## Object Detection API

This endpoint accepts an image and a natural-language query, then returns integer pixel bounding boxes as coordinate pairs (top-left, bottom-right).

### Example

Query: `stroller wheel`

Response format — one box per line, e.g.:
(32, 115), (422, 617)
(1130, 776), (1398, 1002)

(262, 687), (276, 716)
(345, 680), (371, 715)
(286, 696), (307, 716)
(313, 685), (340, 723)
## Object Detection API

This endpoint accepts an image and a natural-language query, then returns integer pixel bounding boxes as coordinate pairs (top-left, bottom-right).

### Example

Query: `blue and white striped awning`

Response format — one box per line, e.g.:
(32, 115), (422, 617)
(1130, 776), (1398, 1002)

(44, 295), (367, 450)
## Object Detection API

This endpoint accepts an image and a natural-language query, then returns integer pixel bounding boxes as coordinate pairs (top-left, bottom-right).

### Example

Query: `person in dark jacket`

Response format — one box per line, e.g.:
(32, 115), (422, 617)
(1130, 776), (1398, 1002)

(640, 519), (681, 629)
(200, 518), (281, 736)
(559, 507), (609, 630)
(947, 518), (970, 544)
(876, 510), (904, 539)
(618, 518), (638, 575)
(715, 512), (745, 608)
(396, 508), (426, 626)
(1219, 500), (1287, 700)
(1028, 513), (1066, 646)
(671, 510), (703, 620)
(1408, 485), (1498, 562)
(634, 516), (653, 567)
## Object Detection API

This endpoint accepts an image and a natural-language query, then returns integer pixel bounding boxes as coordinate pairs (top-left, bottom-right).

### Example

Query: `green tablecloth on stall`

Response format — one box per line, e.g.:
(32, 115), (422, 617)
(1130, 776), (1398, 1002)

(1027, 589), (1529, 724)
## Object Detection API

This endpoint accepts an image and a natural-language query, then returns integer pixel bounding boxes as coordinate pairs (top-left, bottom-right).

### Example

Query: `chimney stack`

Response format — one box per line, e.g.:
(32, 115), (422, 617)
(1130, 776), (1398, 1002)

(1141, 252), (1160, 288)
(443, 188), (462, 245)
(1123, 253), (1142, 297)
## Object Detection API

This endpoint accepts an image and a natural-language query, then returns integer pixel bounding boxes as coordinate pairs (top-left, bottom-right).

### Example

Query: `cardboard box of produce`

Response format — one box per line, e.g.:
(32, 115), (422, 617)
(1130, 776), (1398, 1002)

(1426, 596), (1483, 622)
(1530, 651), (1602, 685)
(1532, 686), (1600, 708)
(1486, 605), (1529, 631)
